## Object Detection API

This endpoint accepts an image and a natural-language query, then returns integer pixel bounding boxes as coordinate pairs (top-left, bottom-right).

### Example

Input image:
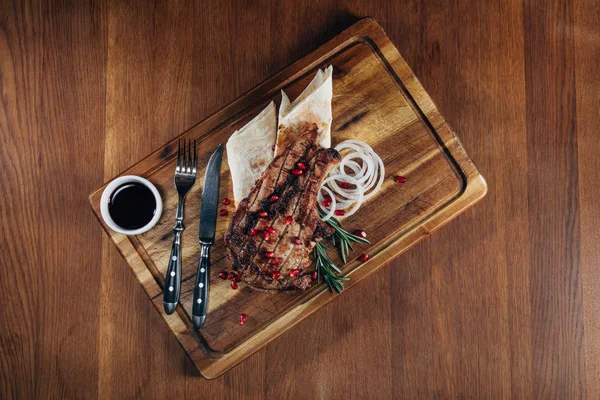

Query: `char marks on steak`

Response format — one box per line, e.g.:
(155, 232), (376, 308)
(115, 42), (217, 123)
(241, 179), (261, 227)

(224, 124), (340, 290)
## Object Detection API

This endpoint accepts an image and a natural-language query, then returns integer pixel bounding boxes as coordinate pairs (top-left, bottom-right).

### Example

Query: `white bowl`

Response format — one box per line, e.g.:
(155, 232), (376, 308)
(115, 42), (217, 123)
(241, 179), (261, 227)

(100, 175), (163, 235)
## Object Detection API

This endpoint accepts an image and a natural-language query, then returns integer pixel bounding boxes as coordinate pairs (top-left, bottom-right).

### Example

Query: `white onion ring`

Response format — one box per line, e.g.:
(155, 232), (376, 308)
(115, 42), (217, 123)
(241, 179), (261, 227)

(319, 139), (385, 220)
(335, 140), (384, 201)
(321, 175), (364, 219)
(317, 185), (336, 222)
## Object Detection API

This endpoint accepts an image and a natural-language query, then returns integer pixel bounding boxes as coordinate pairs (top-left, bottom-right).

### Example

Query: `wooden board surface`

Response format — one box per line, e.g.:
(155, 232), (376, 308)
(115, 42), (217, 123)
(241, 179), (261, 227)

(89, 18), (486, 378)
(3, 0), (598, 397)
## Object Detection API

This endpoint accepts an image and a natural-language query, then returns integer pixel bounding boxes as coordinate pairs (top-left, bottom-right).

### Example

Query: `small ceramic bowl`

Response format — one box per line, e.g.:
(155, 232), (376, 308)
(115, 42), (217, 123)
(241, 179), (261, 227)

(100, 175), (163, 235)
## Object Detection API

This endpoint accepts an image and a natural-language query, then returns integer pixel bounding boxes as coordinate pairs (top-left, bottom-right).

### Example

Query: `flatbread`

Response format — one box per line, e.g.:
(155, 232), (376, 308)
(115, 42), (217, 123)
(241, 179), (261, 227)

(275, 66), (333, 154)
(226, 102), (276, 203)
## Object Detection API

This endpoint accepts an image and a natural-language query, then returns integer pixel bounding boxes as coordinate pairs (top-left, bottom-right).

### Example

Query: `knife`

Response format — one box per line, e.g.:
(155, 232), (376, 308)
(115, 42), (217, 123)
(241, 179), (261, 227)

(192, 144), (223, 329)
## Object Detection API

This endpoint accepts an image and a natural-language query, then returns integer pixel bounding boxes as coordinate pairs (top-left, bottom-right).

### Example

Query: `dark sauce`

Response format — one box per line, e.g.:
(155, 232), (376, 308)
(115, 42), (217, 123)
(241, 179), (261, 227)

(108, 182), (157, 230)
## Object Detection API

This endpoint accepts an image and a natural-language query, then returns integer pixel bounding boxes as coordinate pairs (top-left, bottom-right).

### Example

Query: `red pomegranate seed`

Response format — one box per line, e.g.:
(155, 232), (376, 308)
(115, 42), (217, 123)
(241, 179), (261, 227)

(285, 216), (293, 224)
(231, 280), (238, 290)
(234, 273), (241, 282)
(322, 200), (332, 207)
(249, 228), (257, 236)
(340, 182), (350, 189)
(222, 198), (231, 205)
(334, 210), (345, 216)
(291, 169), (303, 176)
(354, 229), (367, 239)
(259, 211), (268, 218)
(272, 271), (281, 279)
(270, 194), (279, 202)
(227, 272), (235, 280)
(271, 145), (275, 151)
(395, 176), (406, 183)
(263, 232), (270, 240)
(220, 209), (228, 216)
(292, 237), (301, 245)
(289, 269), (299, 277)
(324, 195), (332, 201)
(359, 253), (369, 262)
(311, 271), (318, 280)
(238, 313), (248, 324)
(266, 226), (276, 234)
(297, 162), (307, 170)
(265, 251), (275, 259)
(271, 258), (279, 265)
(218, 272), (228, 280)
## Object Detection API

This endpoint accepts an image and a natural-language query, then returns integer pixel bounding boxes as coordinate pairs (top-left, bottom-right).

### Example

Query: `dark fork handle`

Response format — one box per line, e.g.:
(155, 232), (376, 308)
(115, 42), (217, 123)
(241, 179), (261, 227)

(192, 243), (211, 328)
(163, 228), (183, 314)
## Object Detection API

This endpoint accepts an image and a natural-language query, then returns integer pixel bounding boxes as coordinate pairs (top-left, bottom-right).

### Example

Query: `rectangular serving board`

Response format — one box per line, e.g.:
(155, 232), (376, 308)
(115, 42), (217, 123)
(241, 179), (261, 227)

(89, 18), (487, 379)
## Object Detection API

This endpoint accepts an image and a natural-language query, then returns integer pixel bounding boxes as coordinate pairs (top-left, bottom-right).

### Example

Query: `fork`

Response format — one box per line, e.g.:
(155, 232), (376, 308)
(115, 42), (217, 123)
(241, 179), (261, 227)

(164, 138), (197, 315)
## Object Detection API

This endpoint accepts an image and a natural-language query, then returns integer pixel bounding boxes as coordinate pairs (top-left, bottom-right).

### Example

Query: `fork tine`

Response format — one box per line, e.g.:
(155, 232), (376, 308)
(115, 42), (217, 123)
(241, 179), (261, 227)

(184, 139), (189, 171)
(187, 139), (193, 173)
(188, 140), (192, 172)
(184, 140), (189, 173)
(193, 139), (197, 173)
(176, 139), (181, 171)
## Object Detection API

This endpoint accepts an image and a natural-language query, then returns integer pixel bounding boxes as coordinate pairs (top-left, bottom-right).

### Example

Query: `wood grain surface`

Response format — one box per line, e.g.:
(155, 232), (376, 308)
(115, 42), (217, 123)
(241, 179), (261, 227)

(88, 19), (486, 378)
(1, 0), (598, 398)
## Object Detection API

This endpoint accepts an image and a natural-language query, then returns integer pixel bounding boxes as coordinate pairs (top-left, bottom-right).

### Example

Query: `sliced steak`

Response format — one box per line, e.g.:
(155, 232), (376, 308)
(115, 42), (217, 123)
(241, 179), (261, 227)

(224, 124), (340, 290)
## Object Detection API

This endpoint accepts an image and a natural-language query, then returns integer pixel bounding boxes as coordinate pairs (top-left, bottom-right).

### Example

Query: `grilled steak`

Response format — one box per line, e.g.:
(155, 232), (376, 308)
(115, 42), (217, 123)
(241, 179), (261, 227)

(224, 124), (340, 290)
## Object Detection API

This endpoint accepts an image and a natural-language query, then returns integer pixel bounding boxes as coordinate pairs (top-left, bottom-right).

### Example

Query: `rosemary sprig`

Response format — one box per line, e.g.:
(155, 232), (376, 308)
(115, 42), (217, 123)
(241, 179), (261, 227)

(313, 241), (350, 293)
(320, 212), (370, 263)
(312, 212), (371, 293)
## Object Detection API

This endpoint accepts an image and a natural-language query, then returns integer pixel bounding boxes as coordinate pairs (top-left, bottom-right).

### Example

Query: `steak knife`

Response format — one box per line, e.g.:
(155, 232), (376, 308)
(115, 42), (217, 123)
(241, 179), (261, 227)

(192, 144), (223, 329)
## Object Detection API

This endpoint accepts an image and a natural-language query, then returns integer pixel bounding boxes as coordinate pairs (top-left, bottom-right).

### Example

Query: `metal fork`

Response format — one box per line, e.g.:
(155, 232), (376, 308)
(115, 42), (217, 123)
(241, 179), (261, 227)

(164, 138), (197, 314)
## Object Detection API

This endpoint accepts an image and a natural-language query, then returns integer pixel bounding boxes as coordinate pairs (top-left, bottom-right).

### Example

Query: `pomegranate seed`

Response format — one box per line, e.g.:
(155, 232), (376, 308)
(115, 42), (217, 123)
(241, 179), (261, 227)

(324, 195), (332, 201)
(340, 182), (350, 189)
(395, 176), (406, 183)
(259, 211), (268, 218)
(218, 272), (228, 280)
(322, 200), (332, 207)
(271, 145), (275, 151)
(297, 162), (307, 170)
(289, 269), (299, 277)
(265, 251), (275, 259)
(291, 169), (303, 176)
(285, 216), (293, 224)
(359, 253), (369, 262)
(249, 228), (257, 236)
(238, 313), (248, 324)
(266, 226), (276, 234)
(272, 271), (281, 279)
(222, 198), (231, 205)
(227, 272), (235, 280)
(334, 210), (345, 216)
(292, 237), (301, 245)
(311, 271), (318, 280)
(354, 229), (367, 239)
(220, 209), (228, 216)
(234, 273), (241, 282)
(271, 258), (279, 265)
(270, 194), (279, 202)
(231, 280), (238, 290)
(263, 232), (270, 240)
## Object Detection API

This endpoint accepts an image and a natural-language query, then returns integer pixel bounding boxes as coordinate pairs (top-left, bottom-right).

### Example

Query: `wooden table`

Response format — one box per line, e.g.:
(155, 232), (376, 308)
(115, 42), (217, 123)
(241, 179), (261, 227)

(1, 0), (598, 398)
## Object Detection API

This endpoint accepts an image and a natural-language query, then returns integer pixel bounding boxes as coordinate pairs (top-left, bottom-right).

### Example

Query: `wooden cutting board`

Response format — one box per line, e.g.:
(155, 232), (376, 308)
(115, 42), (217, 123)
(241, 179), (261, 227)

(89, 18), (486, 379)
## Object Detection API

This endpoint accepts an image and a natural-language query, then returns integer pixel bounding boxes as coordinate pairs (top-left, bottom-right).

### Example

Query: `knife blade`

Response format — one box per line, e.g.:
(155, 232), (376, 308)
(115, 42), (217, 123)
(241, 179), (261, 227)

(192, 144), (223, 329)
(198, 144), (223, 244)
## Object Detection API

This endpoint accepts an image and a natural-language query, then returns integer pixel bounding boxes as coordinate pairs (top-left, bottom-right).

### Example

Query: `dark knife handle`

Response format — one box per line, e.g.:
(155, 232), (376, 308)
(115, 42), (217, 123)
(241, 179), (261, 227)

(192, 243), (211, 329)
(163, 229), (182, 314)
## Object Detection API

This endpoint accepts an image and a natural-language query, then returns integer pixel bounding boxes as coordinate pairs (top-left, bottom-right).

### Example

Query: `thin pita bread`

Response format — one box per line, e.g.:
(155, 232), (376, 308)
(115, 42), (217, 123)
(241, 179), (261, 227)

(275, 66), (333, 154)
(226, 102), (276, 203)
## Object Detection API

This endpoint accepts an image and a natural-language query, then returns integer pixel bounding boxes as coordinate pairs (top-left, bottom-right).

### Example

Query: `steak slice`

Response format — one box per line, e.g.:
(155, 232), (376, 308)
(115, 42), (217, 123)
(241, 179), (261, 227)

(224, 124), (340, 290)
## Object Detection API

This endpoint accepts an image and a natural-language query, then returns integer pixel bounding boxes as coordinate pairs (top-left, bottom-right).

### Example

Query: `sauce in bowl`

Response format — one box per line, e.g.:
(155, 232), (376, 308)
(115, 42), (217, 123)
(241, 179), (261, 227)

(108, 182), (157, 230)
